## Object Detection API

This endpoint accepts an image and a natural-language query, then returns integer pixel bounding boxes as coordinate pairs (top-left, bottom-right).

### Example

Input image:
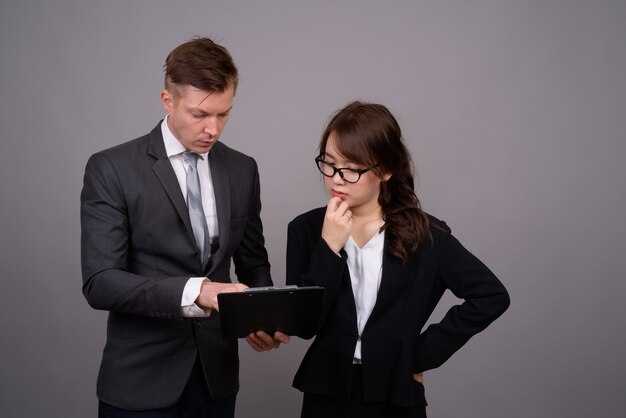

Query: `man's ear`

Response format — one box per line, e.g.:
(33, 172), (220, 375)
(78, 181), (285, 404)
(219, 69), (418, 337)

(160, 89), (174, 113)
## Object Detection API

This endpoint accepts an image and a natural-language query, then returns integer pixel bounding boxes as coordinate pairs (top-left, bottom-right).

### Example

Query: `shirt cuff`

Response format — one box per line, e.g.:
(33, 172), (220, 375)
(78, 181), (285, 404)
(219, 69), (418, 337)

(181, 277), (212, 318)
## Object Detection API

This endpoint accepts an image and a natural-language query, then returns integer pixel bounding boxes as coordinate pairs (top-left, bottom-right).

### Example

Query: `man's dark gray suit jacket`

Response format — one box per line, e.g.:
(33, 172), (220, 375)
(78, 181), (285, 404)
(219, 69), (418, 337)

(80, 122), (272, 410)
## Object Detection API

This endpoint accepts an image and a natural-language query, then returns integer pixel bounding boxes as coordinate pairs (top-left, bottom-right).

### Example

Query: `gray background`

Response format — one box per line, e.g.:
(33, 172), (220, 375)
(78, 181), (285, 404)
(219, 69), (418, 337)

(1, 1), (625, 417)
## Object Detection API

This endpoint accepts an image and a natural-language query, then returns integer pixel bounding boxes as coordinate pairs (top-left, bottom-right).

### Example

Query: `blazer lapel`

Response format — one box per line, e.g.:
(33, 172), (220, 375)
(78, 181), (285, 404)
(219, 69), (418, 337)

(147, 124), (195, 242)
(367, 235), (408, 322)
(206, 144), (231, 277)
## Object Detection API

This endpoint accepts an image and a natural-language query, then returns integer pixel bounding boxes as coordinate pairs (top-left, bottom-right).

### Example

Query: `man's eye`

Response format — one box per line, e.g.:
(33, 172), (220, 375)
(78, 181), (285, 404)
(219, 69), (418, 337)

(192, 114), (204, 119)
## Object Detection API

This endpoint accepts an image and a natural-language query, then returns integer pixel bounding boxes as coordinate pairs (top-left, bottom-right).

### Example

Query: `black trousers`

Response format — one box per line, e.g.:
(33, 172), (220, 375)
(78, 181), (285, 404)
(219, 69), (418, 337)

(98, 359), (236, 418)
(301, 365), (426, 418)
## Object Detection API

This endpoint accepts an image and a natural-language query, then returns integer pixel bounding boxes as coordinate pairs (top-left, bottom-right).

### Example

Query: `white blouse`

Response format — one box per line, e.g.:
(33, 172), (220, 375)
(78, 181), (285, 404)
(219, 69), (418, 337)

(343, 229), (385, 363)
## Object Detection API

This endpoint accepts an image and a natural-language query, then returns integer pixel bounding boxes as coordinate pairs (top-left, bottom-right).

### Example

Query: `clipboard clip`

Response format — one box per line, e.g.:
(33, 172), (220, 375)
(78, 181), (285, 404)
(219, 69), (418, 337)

(243, 285), (298, 293)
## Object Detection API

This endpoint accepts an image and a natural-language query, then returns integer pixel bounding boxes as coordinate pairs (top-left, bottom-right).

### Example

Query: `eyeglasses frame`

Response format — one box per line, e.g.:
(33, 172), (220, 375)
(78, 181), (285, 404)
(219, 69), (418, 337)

(314, 155), (377, 184)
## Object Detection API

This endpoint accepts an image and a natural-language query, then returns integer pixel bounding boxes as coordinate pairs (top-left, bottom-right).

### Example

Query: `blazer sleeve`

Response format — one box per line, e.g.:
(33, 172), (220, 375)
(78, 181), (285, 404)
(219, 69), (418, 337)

(232, 158), (272, 287)
(286, 216), (348, 329)
(413, 230), (510, 372)
(80, 152), (187, 319)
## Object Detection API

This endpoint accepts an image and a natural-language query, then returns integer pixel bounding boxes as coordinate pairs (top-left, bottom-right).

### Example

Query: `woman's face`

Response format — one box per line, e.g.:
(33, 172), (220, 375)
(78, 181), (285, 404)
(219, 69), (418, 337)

(322, 134), (384, 215)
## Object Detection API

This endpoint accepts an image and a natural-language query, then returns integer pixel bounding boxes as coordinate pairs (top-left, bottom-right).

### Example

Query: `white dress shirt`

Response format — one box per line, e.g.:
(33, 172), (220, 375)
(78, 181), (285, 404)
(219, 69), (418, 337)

(343, 228), (385, 363)
(161, 116), (219, 317)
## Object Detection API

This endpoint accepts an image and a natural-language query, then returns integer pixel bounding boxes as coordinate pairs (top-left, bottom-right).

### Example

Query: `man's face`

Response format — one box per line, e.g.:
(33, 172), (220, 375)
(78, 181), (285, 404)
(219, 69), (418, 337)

(161, 84), (234, 153)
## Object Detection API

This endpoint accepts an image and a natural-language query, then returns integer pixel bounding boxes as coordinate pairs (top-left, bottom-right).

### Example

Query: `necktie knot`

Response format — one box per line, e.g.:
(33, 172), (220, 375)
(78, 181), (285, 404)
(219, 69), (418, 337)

(182, 151), (199, 168)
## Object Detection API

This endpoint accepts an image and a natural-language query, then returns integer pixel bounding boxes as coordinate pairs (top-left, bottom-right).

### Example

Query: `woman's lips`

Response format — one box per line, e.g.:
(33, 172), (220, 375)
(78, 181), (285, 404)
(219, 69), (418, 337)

(332, 190), (348, 199)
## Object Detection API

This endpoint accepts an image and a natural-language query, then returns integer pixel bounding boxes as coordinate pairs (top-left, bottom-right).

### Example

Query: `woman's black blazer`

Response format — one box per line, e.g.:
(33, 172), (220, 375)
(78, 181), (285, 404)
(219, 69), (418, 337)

(286, 207), (510, 406)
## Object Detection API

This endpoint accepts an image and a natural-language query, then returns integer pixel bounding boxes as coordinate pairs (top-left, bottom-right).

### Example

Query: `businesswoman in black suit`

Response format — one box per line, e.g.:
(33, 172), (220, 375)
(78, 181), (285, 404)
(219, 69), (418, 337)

(286, 101), (510, 417)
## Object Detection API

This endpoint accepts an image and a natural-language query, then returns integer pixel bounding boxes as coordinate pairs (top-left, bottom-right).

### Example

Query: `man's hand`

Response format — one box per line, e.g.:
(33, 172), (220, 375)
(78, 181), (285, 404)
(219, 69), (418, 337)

(245, 331), (290, 352)
(195, 281), (248, 311)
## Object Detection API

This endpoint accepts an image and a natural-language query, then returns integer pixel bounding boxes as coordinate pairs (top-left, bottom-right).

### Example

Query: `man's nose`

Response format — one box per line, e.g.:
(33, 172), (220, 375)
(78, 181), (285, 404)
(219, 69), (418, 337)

(203, 118), (218, 137)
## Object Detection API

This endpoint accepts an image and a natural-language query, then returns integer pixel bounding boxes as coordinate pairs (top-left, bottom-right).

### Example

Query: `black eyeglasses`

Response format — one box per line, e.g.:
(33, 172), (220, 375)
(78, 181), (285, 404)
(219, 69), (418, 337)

(314, 155), (376, 184)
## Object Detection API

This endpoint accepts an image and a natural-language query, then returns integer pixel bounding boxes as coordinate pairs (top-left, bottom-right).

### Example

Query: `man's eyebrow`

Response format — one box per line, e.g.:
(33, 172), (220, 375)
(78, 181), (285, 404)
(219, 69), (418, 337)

(190, 105), (233, 115)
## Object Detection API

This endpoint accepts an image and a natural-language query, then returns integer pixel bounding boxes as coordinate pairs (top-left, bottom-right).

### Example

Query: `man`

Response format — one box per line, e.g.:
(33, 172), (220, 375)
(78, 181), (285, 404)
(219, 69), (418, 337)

(81, 37), (288, 418)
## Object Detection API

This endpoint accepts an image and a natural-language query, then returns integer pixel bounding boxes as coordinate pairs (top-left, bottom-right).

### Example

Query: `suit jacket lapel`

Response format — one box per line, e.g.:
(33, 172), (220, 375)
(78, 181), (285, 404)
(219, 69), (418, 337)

(147, 124), (195, 242)
(207, 144), (231, 277)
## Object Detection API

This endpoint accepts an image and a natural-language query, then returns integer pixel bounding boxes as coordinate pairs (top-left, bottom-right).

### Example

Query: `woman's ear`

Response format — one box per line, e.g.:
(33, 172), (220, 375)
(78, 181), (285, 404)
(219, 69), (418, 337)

(383, 172), (392, 181)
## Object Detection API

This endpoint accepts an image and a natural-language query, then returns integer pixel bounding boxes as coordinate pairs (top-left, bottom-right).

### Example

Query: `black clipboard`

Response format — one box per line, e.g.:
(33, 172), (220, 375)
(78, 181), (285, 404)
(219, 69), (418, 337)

(217, 286), (324, 339)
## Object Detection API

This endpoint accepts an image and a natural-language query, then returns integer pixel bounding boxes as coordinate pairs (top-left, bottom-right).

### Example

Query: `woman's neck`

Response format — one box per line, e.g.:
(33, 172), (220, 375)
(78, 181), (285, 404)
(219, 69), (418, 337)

(349, 205), (385, 248)
(351, 203), (384, 224)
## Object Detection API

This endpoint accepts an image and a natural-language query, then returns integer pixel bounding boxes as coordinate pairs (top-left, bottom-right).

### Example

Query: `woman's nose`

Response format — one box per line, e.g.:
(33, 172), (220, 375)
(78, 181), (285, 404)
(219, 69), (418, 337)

(332, 170), (345, 184)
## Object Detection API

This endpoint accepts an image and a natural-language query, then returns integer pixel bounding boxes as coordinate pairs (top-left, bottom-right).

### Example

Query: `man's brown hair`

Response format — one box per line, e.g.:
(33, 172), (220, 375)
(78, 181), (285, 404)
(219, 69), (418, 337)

(164, 37), (238, 96)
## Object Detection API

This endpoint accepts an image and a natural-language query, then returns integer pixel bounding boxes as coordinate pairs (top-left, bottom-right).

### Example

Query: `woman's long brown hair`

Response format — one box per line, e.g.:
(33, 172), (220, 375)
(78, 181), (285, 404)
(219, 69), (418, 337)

(319, 101), (431, 260)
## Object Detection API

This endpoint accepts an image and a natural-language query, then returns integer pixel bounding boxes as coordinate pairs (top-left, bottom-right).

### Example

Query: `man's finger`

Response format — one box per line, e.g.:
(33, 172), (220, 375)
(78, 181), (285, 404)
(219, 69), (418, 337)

(245, 334), (264, 352)
(254, 330), (276, 346)
(274, 332), (290, 344)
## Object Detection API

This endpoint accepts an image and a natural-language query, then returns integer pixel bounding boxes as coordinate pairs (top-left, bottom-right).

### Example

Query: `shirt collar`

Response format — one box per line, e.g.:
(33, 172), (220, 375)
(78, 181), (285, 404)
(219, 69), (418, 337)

(161, 115), (209, 160)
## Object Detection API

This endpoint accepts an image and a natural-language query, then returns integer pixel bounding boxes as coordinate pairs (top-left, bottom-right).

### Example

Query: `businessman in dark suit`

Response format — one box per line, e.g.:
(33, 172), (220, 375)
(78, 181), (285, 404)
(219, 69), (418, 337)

(81, 37), (288, 418)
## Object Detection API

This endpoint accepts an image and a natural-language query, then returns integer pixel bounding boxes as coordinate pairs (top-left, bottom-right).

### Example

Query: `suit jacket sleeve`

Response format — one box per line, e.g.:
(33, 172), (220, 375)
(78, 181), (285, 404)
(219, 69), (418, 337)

(81, 152), (187, 319)
(232, 158), (272, 287)
(413, 227), (511, 372)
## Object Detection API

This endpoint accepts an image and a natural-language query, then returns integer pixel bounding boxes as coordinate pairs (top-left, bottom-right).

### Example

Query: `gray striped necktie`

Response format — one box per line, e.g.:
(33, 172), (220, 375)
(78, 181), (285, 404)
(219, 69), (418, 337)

(182, 151), (210, 267)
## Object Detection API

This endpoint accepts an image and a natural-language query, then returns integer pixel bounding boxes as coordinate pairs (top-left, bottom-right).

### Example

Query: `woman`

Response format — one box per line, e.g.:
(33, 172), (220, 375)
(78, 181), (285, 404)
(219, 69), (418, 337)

(286, 101), (510, 417)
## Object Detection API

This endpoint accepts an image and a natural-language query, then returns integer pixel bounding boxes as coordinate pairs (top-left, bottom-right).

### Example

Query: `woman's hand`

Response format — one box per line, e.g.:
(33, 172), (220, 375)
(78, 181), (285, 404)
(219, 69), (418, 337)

(413, 373), (424, 384)
(321, 197), (352, 254)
